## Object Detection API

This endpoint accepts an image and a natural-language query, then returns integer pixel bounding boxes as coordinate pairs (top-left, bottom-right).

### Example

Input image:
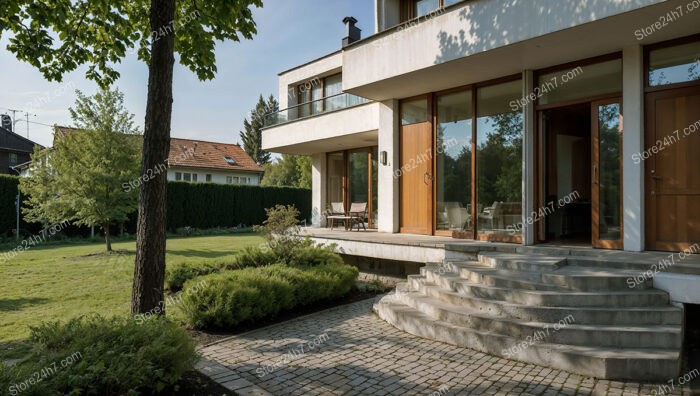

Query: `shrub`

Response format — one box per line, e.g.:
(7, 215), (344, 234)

(166, 259), (225, 291)
(0, 315), (197, 395)
(165, 240), (342, 291)
(181, 262), (358, 330)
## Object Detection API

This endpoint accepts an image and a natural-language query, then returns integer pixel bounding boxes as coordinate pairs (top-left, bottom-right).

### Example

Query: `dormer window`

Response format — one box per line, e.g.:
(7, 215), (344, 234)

(224, 156), (237, 165)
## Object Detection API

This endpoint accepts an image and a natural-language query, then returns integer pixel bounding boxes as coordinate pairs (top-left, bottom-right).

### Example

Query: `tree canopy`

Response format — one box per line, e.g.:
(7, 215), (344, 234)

(262, 154), (312, 189)
(1, 0), (263, 315)
(240, 94), (276, 165)
(20, 88), (141, 251)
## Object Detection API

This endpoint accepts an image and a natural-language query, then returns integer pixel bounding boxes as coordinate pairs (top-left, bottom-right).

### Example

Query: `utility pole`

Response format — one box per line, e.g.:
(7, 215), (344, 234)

(6, 109), (36, 138)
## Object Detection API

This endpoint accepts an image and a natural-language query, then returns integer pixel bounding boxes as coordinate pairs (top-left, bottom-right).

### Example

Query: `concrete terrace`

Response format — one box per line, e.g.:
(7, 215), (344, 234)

(301, 228), (700, 275)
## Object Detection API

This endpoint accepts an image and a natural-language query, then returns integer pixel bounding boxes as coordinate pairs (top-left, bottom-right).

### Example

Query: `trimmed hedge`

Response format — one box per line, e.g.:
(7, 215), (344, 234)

(181, 262), (358, 330)
(0, 315), (197, 395)
(2, 178), (310, 236)
(0, 175), (19, 236)
(167, 182), (311, 230)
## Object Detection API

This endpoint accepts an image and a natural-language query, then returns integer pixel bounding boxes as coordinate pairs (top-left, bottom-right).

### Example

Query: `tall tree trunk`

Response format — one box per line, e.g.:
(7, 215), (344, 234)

(104, 223), (112, 252)
(131, 0), (175, 316)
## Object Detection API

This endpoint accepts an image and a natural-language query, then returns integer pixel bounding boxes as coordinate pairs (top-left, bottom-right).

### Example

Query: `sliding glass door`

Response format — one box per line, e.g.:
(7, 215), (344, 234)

(435, 90), (472, 235)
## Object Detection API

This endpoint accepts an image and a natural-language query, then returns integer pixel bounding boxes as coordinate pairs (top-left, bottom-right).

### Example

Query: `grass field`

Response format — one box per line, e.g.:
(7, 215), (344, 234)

(0, 234), (264, 349)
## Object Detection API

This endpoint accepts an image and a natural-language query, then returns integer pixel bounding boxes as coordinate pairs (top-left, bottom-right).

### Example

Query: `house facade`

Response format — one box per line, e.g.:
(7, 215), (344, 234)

(262, 0), (699, 253)
(167, 138), (264, 185)
(0, 122), (43, 175)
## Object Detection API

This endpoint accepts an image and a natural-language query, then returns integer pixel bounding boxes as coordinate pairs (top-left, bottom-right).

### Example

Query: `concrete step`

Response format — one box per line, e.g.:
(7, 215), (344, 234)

(452, 280), (669, 307)
(449, 262), (653, 291)
(394, 292), (681, 349)
(418, 285), (682, 325)
(478, 252), (566, 272)
(448, 263), (569, 292)
(374, 299), (681, 381)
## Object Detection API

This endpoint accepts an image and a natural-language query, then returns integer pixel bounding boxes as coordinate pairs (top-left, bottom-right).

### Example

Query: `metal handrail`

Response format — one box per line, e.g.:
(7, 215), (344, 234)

(263, 93), (370, 127)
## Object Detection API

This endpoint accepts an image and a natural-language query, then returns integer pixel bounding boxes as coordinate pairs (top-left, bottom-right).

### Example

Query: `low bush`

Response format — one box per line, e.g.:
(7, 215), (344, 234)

(181, 262), (358, 330)
(0, 315), (197, 395)
(166, 239), (341, 291)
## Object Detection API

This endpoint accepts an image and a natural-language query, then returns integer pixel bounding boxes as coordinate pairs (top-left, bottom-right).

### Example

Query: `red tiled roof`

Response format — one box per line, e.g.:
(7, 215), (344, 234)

(169, 138), (263, 173)
(53, 126), (81, 145)
(54, 127), (262, 173)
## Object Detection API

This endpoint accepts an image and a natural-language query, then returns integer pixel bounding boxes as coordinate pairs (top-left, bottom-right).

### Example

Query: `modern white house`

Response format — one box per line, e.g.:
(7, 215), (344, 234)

(167, 138), (263, 185)
(262, 0), (700, 381)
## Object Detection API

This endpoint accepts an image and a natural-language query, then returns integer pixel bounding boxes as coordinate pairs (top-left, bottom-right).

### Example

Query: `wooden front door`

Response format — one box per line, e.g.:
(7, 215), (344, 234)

(591, 99), (623, 249)
(645, 86), (700, 251)
(400, 122), (433, 234)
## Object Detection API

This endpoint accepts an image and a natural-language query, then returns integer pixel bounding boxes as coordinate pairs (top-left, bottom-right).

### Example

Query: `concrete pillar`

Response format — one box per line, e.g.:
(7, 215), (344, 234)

(622, 45), (645, 252)
(522, 70), (536, 246)
(378, 99), (400, 233)
(311, 153), (327, 227)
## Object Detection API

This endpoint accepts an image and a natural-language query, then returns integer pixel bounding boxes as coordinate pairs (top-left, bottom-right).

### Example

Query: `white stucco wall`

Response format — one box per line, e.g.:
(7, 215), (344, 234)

(343, 0), (666, 91)
(377, 99), (399, 233)
(622, 45), (645, 252)
(262, 102), (380, 154)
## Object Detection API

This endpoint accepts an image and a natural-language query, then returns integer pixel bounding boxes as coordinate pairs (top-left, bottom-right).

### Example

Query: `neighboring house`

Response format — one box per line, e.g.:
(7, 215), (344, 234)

(167, 138), (263, 185)
(262, 0), (699, 253)
(261, 1), (700, 380)
(0, 121), (44, 176)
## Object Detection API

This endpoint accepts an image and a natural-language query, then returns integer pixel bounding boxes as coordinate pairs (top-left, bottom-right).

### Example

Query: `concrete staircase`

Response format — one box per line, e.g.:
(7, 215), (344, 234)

(373, 251), (683, 380)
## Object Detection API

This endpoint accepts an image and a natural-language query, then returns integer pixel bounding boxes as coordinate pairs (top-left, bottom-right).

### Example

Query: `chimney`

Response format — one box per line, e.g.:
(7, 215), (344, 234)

(1, 115), (11, 132)
(342, 17), (361, 48)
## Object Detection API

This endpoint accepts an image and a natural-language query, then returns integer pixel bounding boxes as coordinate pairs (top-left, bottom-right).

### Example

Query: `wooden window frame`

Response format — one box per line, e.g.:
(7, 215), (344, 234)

(401, 0), (465, 22)
(398, 73), (523, 242)
(326, 147), (378, 229)
(644, 34), (700, 93)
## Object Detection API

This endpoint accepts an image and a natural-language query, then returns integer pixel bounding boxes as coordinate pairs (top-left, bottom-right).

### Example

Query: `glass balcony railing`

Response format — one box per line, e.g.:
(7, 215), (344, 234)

(263, 93), (371, 128)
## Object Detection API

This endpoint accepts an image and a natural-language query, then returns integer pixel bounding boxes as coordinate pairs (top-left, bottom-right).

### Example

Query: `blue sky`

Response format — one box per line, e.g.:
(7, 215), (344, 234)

(0, 0), (374, 148)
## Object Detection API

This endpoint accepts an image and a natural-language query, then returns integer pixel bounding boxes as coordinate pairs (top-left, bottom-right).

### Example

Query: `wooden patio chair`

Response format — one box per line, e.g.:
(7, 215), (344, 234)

(348, 202), (368, 231)
(326, 202), (352, 230)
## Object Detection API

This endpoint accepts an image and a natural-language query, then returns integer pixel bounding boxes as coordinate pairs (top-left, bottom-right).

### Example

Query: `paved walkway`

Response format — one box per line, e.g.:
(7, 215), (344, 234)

(197, 298), (695, 396)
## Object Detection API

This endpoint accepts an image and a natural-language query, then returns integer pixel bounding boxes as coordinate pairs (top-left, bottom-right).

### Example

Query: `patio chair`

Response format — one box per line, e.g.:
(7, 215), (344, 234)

(326, 202), (352, 230)
(445, 202), (469, 231)
(348, 202), (368, 231)
(478, 201), (502, 230)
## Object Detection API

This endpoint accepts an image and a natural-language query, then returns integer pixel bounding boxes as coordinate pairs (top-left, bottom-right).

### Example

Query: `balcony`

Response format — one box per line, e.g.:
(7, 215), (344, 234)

(263, 93), (371, 128)
(262, 96), (379, 155)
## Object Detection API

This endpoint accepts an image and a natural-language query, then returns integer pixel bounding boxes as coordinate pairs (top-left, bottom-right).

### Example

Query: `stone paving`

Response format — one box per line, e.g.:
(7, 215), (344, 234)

(197, 298), (696, 396)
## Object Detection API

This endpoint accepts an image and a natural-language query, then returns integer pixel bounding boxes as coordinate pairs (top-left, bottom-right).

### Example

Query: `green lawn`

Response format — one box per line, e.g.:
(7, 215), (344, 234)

(0, 234), (264, 348)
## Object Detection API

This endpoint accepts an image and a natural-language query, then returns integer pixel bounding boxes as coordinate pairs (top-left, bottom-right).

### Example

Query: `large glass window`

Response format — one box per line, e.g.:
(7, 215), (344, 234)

(415, 0), (439, 17)
(649, 41), (700, 86)
(311, 83), (323, 115)
(327, 152), (345, 209)
(297, 87), (311, 118)
(476, 79), (523, 238)
(371, 147), (378, 229)
(436, 90), (472, 233)
(401, 98), (429, 125)
(348, 151), (370, 227)
(596, 102), (622, 242)
(324, 74), (343, 111)
(538, 59), (622, 105)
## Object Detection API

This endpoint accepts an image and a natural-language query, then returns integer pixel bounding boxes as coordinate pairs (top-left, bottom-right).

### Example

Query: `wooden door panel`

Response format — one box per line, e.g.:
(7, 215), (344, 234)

(400, 122), (432, 234)
(646, 86), (700, 251)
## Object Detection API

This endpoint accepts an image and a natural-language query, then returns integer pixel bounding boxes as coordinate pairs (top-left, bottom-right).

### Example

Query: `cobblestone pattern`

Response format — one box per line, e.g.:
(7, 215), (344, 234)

(199, 298), (695, 396)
